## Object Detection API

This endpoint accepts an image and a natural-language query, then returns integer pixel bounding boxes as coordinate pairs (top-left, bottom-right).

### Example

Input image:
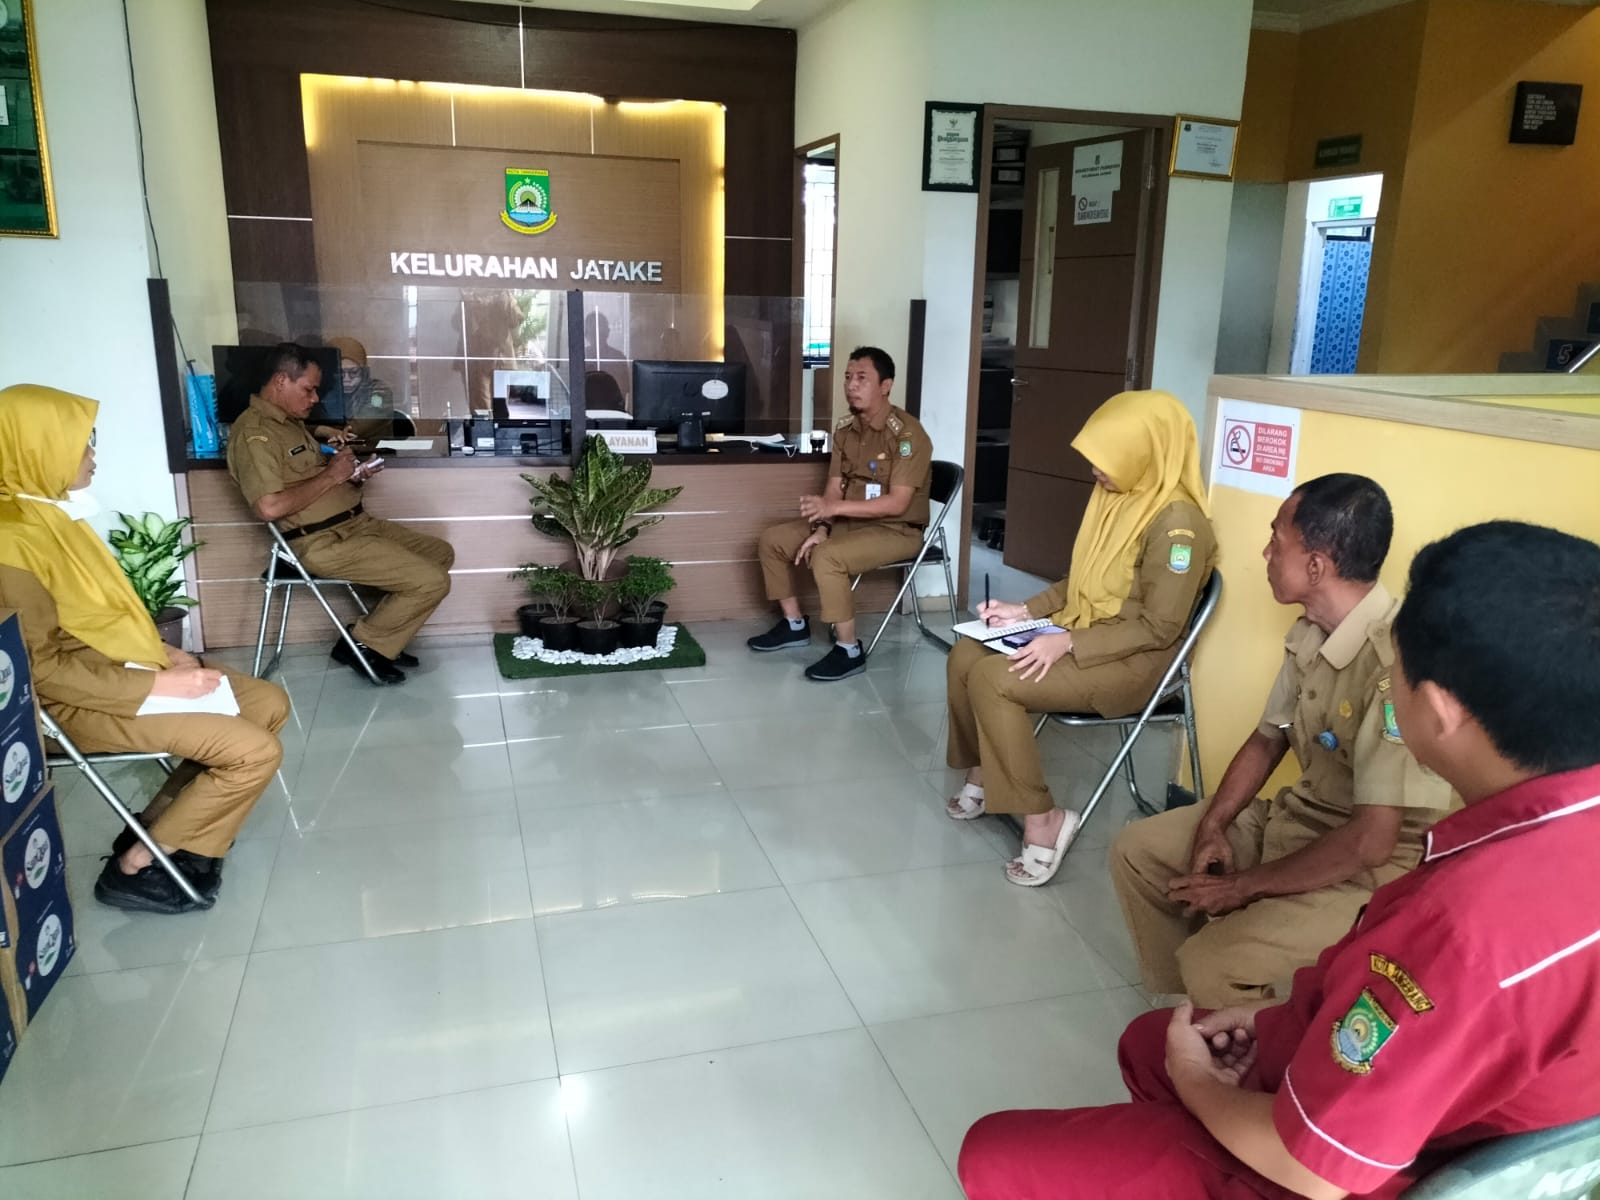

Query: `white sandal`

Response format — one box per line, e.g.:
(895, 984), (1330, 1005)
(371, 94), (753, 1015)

(1005, 811), (1080, 887)
(946, 783), (986, 820)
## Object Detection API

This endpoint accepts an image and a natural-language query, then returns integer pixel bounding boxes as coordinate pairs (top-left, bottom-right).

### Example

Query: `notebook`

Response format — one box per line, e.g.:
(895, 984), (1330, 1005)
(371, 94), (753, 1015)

(950, 617), (1066, 657)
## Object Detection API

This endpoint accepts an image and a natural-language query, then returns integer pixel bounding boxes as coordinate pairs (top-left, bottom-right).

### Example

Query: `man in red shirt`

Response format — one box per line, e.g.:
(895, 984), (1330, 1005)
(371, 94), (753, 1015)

(958, 521), (1600, 1199)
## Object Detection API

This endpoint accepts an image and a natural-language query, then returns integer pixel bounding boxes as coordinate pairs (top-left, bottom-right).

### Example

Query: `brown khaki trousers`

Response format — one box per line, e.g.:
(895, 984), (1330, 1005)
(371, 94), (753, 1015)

(1109, 799), (1391, 1008)
(945, 636), (1154, 815)
(52, 667), (290, 858)
(295, 513), (455, 659)
(758, 518), (923, 625)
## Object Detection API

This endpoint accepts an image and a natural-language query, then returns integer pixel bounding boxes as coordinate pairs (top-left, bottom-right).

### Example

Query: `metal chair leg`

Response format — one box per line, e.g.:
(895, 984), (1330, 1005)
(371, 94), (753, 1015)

(252, 556), (279, 676)
(346, 584), (370, 616)
(297, 572), (385, 685)
(941, 532), (958, 628)
(865, 564), (918, 655)
(1181, 673), (1205, 799)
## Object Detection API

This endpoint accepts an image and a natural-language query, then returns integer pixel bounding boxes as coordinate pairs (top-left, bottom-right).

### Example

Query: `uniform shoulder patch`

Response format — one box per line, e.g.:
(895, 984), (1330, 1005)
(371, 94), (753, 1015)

(247, 435), (269, 444)
(1167, 543), (1193, 574)
(887, 414), (904, 435)
(1378, 676), (1404, 743)
(1331, 989), (1397, 1075)
(898, 439), (912, 458)
(834, 414), (853, 432)
(1370, 954), (1434, 1014)
(1166, 528), (1196, 540)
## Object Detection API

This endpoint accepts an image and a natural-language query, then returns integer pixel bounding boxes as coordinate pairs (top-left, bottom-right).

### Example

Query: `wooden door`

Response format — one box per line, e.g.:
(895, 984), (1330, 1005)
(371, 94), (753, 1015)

(1005, 131), (1154, 581)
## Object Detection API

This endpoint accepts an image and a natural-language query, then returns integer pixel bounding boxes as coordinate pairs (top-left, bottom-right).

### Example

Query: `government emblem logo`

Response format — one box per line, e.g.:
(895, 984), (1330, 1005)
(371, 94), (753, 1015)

(502, 168), (557, 235)
(1331, 989), (1397, 1074)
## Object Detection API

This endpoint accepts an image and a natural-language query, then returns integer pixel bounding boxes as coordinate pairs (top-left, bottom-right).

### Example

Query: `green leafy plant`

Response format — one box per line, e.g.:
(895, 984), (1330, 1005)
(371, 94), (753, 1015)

(573, 577), (617, 625)
(522, 435), (683, 581)
(617, 556), (676, 622)
(108, 512), (204, 621)
(511, 563), (581, 621)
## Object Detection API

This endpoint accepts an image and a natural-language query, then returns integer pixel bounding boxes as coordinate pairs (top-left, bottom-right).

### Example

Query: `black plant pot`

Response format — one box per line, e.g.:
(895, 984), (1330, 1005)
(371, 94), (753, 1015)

(539, 616), (580, 651)
(517, 604), (551, 638)
(648, 600), (668, 617)
(576, 620), (621, 656)
(153, 605), (188, 649)
(620, 616), (664, 648)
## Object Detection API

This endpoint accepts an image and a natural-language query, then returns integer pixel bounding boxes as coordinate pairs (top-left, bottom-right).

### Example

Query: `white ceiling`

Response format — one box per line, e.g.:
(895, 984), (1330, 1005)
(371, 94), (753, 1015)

(461, 0), (841, 27)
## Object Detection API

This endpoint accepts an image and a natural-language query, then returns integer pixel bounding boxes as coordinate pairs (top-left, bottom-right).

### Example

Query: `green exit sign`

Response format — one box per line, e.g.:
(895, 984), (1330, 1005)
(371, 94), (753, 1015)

(1329, 196), (1363, 219)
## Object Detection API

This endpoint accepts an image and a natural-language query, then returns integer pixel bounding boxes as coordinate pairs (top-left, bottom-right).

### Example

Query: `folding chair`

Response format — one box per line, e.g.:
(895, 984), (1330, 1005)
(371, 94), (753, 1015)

(1398, 1112), (1600, 1198)
(40, 710), (208, 908)
(1031, 570), (1223, 841)
(253, 522), (381, 684)
(851, 459), (965, 655)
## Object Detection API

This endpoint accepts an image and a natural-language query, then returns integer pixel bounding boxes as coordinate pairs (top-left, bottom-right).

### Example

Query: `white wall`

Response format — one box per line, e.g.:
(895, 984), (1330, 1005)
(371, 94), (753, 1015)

(0, 0), (172, 526)
(1216, 182), (1289, 373)
(797, 0), (1253, 593)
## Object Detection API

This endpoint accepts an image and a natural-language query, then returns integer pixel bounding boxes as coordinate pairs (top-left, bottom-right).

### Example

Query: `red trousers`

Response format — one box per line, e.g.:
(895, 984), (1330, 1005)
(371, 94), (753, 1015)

(957, 1009), (1301, 1200)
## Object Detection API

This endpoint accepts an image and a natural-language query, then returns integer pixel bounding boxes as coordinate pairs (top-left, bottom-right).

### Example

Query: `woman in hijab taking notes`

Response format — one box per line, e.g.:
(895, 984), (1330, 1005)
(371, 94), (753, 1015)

(0, 385), (289, 914)
(945, 390), (1216, 887)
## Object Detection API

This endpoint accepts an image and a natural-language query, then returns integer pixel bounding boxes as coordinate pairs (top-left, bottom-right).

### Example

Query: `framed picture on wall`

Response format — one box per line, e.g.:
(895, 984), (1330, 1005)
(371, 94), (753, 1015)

(1169, 114), (1239, 182)
(922, 101), (983, 193)
(0, 0), (58, 238)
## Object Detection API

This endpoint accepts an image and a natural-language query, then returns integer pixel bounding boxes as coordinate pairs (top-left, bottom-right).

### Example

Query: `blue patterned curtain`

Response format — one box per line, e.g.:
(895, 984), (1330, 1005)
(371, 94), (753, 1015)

(1309, 237), (1373, 374)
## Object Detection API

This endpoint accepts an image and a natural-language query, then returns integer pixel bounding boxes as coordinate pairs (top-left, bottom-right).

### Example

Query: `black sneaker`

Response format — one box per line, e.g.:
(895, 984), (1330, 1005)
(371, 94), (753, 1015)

(804, 643), (867, 682)
(747, 618), (812, 652)
(94, 858), (211, 914)
(172, 850), (225, 902)
(331, 636), (406, 684)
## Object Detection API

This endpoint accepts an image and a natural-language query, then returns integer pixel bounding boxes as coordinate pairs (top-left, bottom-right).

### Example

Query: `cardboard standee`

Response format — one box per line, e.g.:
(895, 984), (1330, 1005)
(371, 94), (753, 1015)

(0, 613), (46, 838)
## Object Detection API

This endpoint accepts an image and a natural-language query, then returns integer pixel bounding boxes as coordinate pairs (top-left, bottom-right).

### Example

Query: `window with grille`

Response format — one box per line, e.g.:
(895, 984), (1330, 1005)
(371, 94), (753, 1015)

(801, 160), (836, 363)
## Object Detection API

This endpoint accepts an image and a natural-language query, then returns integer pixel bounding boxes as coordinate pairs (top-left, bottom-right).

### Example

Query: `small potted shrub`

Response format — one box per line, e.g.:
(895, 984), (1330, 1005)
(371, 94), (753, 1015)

(512, 564), (581, 650)
(574, 577), (621, 656)
(617, 556), (675, 648)
(108, 512), (204, 647)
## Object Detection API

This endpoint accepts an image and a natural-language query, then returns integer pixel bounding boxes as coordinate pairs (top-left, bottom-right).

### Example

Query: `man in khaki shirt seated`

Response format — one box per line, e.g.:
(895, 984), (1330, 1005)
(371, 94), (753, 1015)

(1111, 473), (1456, 1008)
(748, 346), (934, 682)
(227, 343), (455, 685)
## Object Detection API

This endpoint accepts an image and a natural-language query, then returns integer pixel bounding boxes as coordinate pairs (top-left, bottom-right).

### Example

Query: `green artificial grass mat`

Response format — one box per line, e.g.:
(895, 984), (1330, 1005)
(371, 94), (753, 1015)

(494, 623), (706, 679)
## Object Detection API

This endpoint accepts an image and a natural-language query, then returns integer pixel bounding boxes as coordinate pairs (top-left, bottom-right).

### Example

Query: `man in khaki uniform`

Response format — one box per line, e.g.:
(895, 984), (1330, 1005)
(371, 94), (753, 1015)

(748, 346), (933, 682)
(227, 343), (455, 685)
(1111, 474), (1456, 1008)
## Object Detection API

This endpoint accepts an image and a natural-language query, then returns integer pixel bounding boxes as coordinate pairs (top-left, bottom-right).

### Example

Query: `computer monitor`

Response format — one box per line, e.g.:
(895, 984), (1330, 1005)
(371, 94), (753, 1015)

(630, 360), (747, 434)
(212, 344), (344, 426)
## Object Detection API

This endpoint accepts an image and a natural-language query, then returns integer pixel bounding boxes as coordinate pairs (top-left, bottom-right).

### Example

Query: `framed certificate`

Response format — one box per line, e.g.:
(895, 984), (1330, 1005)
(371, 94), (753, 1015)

(922, 102), (982, 193)
(0, 0), (58, 237)
(1169, 115), (1239, 182)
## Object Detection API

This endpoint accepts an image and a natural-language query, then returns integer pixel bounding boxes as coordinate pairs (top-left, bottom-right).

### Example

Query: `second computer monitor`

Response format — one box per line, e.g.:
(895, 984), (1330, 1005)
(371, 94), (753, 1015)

(630, 360), (747, 434)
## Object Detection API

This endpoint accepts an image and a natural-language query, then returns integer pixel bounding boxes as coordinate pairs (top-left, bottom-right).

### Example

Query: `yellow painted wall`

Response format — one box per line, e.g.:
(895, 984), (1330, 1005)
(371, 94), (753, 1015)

(1193, 405), (1600, 790)
(1236, 30), (1297, 183)
(1373, 1), (1600, 373)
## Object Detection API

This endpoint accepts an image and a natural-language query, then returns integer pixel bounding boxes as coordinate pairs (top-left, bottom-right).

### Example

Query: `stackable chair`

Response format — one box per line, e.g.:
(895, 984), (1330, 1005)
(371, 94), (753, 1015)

(1031, 569), (1224, 842)
(253, 522), (381, 683)
(1398, 1113), (1600, 1198)
(851, 459), (965, 654)
(40, 710), (208, 907)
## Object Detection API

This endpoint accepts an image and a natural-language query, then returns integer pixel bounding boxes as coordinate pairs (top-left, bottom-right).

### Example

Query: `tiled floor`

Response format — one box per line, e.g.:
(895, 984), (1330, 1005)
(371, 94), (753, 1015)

(0, 615), (1178, 1199)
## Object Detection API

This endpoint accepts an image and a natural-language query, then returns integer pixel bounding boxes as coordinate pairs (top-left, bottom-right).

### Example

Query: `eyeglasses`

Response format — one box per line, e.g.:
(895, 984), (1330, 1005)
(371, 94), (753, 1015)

(88, 428), (97, 449)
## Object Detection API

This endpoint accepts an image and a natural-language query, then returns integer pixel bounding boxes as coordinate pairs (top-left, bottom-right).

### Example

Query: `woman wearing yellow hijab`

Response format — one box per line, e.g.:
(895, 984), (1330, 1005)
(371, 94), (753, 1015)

(0, 384), (290, 914)
(945, 390), (1216, 887)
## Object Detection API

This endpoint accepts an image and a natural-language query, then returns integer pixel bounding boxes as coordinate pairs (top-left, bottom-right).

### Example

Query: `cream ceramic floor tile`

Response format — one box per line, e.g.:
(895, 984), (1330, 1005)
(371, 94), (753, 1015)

(537, 887), (857, 1073)
(0, 958), (246, 1164)
(508, 724), (722, 809)
(0, 1138), (198, 1200)
(692, 710), (921, 790)
(788, 860), (1127, 1025)
(521, 791), (777, 917)
(64, 839), (276, 976)
(733, 774), (999, 886)
(498, 671), (684, 739)
(870, 988), (1152, 1172)
(253, 814), (532, 950)
(302, 689), (507, 755)
(187, 1081), (577, 1200)
(206, 921), (555, 1131)
(563, 1029), (961, 1200)
(285, 742), (517, 832)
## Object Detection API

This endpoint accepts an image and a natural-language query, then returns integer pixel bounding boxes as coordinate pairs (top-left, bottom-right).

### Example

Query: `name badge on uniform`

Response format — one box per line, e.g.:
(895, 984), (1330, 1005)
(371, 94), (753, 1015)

(865, 483), (883, 500)
(289, 445), (307, 457)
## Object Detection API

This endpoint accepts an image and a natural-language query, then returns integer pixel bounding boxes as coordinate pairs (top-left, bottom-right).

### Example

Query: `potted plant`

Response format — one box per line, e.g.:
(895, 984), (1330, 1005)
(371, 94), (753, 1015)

(522, 435), (683, 583)
(511, 563), (581, 649)
(108, 512), (204, 648)
(617, 555), (676, 648)
(573, 577), (621, 656)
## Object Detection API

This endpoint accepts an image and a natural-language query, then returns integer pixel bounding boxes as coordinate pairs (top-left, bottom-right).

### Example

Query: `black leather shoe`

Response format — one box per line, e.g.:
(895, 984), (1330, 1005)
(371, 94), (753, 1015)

(171, 850), (224, 902)
(804, 642), (867, 682)
(94, 858), (211, 914)
(392, 648), (420, 668)
(331, 637), (406, 684)
(747, 618), (812, 652)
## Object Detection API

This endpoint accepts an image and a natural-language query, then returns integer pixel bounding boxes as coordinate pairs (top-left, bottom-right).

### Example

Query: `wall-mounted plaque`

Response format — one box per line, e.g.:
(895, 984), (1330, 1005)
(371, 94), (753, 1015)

(0, 0), (57, 237)
(1510, 81), (1581, 146)
(1170, 115), (1239, 181)
(922, 102), (982, 193)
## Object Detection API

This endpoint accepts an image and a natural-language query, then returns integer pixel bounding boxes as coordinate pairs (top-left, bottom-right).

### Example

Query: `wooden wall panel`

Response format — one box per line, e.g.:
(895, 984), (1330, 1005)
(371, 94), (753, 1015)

(186, 462), (903, 647)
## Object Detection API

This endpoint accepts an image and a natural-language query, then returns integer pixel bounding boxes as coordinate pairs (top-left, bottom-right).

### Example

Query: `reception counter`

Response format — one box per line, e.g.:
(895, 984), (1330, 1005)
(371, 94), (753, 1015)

(1191, 374), (1600, 791)
(181, 452), (903, 650)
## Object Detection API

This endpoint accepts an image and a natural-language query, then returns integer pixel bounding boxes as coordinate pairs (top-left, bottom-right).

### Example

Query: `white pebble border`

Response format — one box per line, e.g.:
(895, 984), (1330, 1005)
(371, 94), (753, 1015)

(511, 623), (680, 666)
